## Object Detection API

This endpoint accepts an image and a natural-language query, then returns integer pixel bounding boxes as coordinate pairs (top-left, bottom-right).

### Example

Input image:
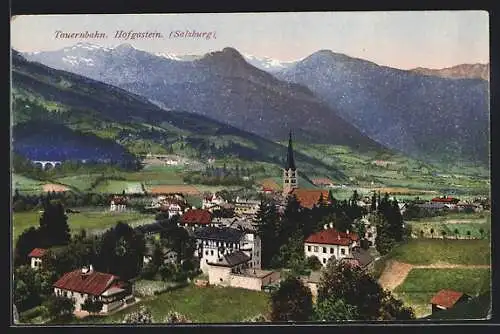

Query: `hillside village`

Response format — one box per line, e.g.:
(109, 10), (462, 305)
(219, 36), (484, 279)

(12, 132), (491, 324)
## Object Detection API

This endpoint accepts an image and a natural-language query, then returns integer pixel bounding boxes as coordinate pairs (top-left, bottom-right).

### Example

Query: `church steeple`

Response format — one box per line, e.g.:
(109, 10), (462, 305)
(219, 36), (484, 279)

(286, 130), (296, 170)
(283, 130), (298, 194)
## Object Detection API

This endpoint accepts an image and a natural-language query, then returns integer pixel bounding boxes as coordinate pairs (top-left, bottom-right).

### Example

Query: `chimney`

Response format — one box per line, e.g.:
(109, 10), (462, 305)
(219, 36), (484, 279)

(347, 230), (349, 235)
(323, 224), (328, 230)
(337, 234), (340, 240)
(329, 222), (333, 229)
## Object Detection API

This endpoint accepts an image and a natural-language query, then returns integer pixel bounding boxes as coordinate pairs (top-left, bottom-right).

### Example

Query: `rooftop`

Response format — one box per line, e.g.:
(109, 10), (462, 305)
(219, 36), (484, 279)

(431, 289), (465, 309)
(289, 188), (330, 209)
(53, 268), (122, 296)
(209, 250), (251, 267)
(181, 209), (212, 225)
(305, 228), (359, 246)
(28, 248), (47, 258)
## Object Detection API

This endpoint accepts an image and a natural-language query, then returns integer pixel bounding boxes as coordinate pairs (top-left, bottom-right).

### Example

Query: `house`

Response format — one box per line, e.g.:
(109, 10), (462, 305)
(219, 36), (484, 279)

(430, 290), (471, 314)
(135, 222), (167, 238)
(193, 226), (261, 273)
(110, 196), (127, 212)
(53, 265), (133, 314)
(28, 248), (47, 270)
(304, 228), (359, 266)
(340, 247), (375, 272)
(179, 209), (213, 231)
(234, 197), (261, 216)
(356, 218), (377, 247)
(207, 251), (280, 291)
(431, 196), (460, 205)
(202, 193), (228, 211)
(311, 178), (335, 188)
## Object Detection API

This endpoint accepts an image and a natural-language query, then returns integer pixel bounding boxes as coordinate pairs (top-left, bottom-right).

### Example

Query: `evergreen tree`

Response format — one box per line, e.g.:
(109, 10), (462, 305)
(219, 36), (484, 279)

(255, 198), (280, 268)
(271, 276), (313, 321)
(39, 200), (71, 246)
(370, 192), (377, 212)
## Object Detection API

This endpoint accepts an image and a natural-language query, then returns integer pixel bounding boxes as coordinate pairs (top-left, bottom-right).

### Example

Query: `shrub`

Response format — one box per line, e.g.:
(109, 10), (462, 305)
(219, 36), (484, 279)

(163, 311), (192, 323)
(122, 305), (153, 324)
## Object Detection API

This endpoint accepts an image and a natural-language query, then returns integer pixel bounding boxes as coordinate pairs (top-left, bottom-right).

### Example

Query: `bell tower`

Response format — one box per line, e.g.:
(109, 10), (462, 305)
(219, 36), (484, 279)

(283, 130), (298, 195)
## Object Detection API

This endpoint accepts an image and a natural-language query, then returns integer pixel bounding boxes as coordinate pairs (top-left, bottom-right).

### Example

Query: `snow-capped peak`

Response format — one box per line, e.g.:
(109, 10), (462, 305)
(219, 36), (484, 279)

(242, 53), (299, 72)
(155, 52), (182, 60)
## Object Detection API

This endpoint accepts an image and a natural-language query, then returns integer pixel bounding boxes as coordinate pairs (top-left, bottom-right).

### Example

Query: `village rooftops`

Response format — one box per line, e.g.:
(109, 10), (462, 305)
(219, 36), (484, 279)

(431, 290), (467, 309)
(181, 209), (212, 225)
(193, 226), (245, 243)
(110, 196), (128, 205)
(28, 248), (47, 258)
(209, 250), (250, 267)
(53, 268), (125, 296)
(288, 188), (330, 209)
(305, 228), (359, 246)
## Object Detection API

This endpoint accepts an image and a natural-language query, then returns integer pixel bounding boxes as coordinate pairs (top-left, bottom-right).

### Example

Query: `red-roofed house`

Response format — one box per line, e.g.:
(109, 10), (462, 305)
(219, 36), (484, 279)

(430, 289), (470, 314)
(110, 196), (128, 212)
(431, 196), (460, 204)
(180, 209), (213, 230)
(304, 228), (359, 266)
(53, 265), (133, 314)
(28, 248), (47, 270)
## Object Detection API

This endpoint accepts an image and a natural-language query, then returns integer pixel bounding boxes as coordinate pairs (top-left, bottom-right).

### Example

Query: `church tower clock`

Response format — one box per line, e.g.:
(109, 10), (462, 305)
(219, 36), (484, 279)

(283, 130), (298, 195)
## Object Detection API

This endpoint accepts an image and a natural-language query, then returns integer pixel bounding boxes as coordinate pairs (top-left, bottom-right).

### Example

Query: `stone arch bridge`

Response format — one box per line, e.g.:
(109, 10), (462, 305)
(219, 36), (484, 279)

(32, 160), (62, 170)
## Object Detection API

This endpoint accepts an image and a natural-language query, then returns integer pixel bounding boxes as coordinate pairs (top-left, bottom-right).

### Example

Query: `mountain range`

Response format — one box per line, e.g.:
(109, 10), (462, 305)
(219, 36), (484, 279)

(410, 63), (489, 81)
(11, 50), (351, 179)
(21, 43), (490, 166)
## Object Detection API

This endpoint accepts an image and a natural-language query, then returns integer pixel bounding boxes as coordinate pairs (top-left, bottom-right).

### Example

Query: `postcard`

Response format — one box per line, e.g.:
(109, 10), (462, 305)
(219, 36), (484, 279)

(10, 11), (491, 325)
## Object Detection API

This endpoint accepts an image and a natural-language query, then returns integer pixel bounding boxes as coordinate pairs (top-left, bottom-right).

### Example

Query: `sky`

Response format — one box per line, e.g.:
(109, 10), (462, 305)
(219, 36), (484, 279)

(11, 11), (489, 69)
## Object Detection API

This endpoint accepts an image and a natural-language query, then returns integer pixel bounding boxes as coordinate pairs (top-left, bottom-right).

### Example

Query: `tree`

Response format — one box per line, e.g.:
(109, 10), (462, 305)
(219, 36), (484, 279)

(14, 227), (44, 267)
(39, 200), (71, 246)
(370, 192), (377, 212)
(312, 297), (359, 321)
(306, 256), (323, 271)
(122, 306), (153, 323)
(159, 263), (177, 281)
(454, 228), (459, 239)
(44, 295), (75, 319)
(430, 228), (435, 239)
(420, 230), (424, 239)
(317, 260), (384, 320)
(95, 222), (146, 280)
(467, 230), (472, 239)
(14, 265), (56, 312)
(379, 291), (415, 320)
(270, 276), (313, 322)
(441, 231), (447, 239)
(479, 228), (484, 239)
(81, 297), (104, 315)
(255, 198), (280, 268)
(374, 214), (395, 256)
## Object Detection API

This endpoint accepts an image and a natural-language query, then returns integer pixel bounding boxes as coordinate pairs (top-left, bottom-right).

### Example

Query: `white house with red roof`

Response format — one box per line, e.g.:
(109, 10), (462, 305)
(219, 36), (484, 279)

(304, 228), (359, 266)
(53, 265), (133, 314)
(28, 248), (47, 270)
(430, 289), (471, 314)
(110, 196), (128, 212)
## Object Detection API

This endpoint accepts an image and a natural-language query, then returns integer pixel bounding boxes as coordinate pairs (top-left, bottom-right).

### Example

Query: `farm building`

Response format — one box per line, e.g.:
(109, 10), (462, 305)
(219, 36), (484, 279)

(430, 289), (471, 315)
(53, 265), (133, 314)
(28, 248), (47, 270)
(310, 178), (335, 188)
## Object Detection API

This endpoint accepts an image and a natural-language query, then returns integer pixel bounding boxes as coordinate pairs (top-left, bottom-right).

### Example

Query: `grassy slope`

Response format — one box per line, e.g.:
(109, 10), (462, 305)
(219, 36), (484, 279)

(69, 285), (270, 323)
(388, 239), (490, 265)
(394, 268), (491, 318)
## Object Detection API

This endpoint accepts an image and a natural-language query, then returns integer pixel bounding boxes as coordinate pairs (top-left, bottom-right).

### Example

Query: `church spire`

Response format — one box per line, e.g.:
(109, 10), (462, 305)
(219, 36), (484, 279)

(286, 130), (296, 170)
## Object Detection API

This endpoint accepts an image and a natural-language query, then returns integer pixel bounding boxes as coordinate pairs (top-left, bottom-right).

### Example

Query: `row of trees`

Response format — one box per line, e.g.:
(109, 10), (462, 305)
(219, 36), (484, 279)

(270, 259), (415, 321)
(372, 193), (408, 255)
(12, 190), (112, 212)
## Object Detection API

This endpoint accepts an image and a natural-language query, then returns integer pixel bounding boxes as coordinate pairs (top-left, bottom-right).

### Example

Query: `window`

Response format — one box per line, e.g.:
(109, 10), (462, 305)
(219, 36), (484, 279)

(330, 247), (334, 254)
(205, 250), (208, 255)
(210, 250), (214, 256)
(314, 246), (319, 252)
(285, 180), (289, 183)
(368, 233), (373, 238)
(323, 247), (326, 253)
(307, 245), (311, 252)
(322, 258), (326, 264)
(341, 248), (346, 255)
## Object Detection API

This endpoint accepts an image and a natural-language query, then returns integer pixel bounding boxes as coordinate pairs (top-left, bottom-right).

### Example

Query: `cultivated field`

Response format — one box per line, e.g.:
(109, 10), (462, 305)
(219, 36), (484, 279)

(12, 174), (45, 194)
(393, 268), (491, 318)
(54, 174), (103, 192)
(146, 184), (201, 195)
(93, 180), (144, 194)
(70, 285), (270, 323)
(12, 210), (155, 242)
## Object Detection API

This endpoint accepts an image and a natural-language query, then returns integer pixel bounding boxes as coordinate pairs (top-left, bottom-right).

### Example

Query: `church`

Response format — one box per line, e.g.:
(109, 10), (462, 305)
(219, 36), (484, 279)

(282, 131), (330, 209)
